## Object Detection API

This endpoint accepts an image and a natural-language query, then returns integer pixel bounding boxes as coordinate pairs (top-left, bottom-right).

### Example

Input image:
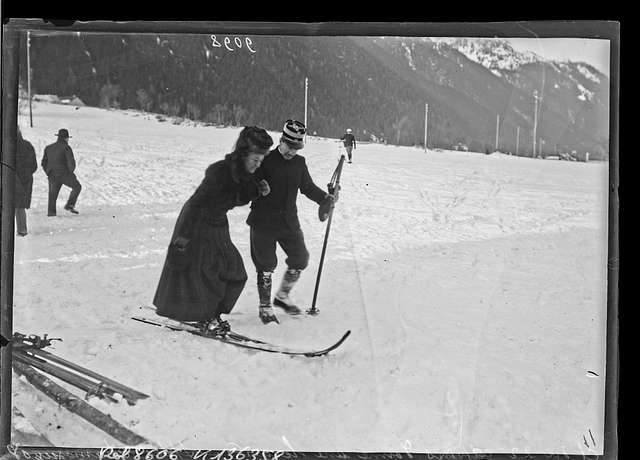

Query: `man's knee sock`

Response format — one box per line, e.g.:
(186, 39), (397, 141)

(276, 268), (302, 300)
(257, 271), (273, 306)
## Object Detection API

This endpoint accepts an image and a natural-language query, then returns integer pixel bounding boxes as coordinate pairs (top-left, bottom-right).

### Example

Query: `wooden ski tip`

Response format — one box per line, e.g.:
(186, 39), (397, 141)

(304, 330), (352, 357)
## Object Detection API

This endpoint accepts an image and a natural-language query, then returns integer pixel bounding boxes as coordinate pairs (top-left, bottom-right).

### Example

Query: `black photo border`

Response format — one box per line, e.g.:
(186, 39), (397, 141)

(0, 19), (620, 460)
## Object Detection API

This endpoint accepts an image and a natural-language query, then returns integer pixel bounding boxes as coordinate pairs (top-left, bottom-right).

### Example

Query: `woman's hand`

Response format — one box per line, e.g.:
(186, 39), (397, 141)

(258, 179), (271, 196)
(172, 236), (190, 250)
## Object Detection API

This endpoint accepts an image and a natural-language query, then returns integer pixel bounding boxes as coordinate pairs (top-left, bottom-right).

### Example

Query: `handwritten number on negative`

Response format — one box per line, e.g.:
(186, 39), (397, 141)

(210, 35), (256, 53)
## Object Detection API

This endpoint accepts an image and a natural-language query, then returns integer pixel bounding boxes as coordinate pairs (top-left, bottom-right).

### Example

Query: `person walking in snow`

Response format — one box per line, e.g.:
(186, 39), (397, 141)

(15, 128), (38, 236)
(340, 128), (357, 163)
(153, 126), (273, 336)
(247, 119), (338, 324)
(41, 128), (82, 216)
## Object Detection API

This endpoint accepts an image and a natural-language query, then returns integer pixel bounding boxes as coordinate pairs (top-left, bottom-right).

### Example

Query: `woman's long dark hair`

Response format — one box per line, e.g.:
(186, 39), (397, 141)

(231, 126), (273, 158)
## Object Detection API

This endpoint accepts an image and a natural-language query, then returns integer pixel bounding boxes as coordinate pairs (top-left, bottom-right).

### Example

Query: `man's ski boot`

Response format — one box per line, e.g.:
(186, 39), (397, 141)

(64, 204), (79, 214)
(273, 268), (303, 315)
(198, 316), (231, 337)
(257, 271), (279, 324)
(273, 296), (302, 315)
(259, 305), (280, 324)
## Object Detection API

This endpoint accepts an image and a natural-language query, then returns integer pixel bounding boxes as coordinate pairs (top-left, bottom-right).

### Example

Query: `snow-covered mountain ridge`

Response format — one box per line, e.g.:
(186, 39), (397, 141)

(435, 38), (606, 83)
(438, 38), (542, 75)
(367, 36), (609, 157)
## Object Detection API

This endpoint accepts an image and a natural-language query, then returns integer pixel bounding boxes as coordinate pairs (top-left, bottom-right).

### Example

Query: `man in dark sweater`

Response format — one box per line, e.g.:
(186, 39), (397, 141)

(340, 128), (356, 163)
(41, 128), (82, 216)
(247, 119), (337, 324)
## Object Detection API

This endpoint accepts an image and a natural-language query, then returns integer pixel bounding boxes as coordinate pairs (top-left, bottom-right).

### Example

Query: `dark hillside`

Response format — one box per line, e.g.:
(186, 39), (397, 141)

(22, 33), (609, 158)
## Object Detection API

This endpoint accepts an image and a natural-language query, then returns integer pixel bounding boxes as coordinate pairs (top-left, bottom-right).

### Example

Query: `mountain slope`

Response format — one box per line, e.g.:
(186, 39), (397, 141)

(23, 33), (609, 158)
(367, 37), (609, 157)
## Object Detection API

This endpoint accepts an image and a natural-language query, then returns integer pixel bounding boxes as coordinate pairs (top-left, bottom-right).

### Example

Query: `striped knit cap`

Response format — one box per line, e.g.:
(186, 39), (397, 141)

(282, 119), (306, 148)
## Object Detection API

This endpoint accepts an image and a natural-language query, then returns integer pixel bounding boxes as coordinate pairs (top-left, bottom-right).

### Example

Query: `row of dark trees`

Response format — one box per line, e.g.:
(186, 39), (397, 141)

(19, 33), (609, 158)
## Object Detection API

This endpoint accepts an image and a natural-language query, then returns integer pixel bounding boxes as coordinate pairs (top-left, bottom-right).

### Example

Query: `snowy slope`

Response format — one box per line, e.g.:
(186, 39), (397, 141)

(12, 102), (608, 454)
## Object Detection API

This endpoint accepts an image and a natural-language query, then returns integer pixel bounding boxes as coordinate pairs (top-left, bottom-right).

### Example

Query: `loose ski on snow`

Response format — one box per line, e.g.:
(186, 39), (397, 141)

(131, 315), (351, 357)
(11, 332), (150, 405)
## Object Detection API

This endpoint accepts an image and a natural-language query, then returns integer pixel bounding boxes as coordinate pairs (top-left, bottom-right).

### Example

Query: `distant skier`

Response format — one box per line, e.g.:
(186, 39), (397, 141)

(248, 119), (338, 324)
(340, 128), (357, 163)
(15, 128), (38, 236)
(41, 128), (82, 215)
(153, 127), (273, 336)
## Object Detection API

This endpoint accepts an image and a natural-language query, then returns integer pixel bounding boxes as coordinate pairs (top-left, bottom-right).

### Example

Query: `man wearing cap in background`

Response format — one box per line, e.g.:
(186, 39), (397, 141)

(247, 119), (338, 324)
(42, 128), (82, 216)
(340, 128), (357, 164)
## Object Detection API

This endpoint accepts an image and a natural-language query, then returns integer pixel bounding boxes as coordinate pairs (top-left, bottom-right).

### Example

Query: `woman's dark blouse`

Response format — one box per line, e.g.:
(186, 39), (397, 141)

(178, 153), (259, 238)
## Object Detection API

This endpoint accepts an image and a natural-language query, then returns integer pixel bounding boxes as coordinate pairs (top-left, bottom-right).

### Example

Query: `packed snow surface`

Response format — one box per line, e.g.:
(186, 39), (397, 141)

(13, 102), (608, 454)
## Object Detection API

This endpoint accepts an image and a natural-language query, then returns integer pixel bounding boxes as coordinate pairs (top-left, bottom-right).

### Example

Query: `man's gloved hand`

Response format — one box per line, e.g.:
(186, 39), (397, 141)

(331, 184), (341, 202)
(257, 179), (271, 196)
(318, 193), (336, 222)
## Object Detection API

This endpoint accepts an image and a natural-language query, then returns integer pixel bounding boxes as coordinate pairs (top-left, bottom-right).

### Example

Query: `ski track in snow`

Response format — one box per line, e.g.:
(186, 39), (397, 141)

(12, 103), (608, 454)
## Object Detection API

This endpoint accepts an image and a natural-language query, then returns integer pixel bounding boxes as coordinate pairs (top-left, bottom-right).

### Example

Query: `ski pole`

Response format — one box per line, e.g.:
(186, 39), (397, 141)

(308, 154), (346, 315)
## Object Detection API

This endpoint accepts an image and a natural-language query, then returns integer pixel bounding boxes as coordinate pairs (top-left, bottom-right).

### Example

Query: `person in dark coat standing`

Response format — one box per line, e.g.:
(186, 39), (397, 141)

(153, 126), (273, 336)
(248, 119), (337, 324)
(41, 128), (82, 216)
(15, 128), (38, 236)
(340, 128), (356, 163)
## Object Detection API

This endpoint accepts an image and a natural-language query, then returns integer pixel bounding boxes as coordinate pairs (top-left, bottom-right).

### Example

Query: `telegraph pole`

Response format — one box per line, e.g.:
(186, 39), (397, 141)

(27, 30), (33, 127)
(532, 90), (539, 157)
(495, 113), (500, 151)
(424, 103), (428, 152)
(304, 77), (308, 131)
(515, 126), (520, 156)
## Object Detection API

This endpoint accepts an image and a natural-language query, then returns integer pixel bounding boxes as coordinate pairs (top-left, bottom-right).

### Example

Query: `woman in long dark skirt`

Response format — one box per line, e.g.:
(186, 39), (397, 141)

(153, 126), (273, 335)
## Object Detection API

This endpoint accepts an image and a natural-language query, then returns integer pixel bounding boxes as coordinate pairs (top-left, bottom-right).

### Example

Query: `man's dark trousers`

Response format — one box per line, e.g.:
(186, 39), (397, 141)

(250, 226), (310, 272)
(48, 173), (82, 215)
(345, 146), (353, 161)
